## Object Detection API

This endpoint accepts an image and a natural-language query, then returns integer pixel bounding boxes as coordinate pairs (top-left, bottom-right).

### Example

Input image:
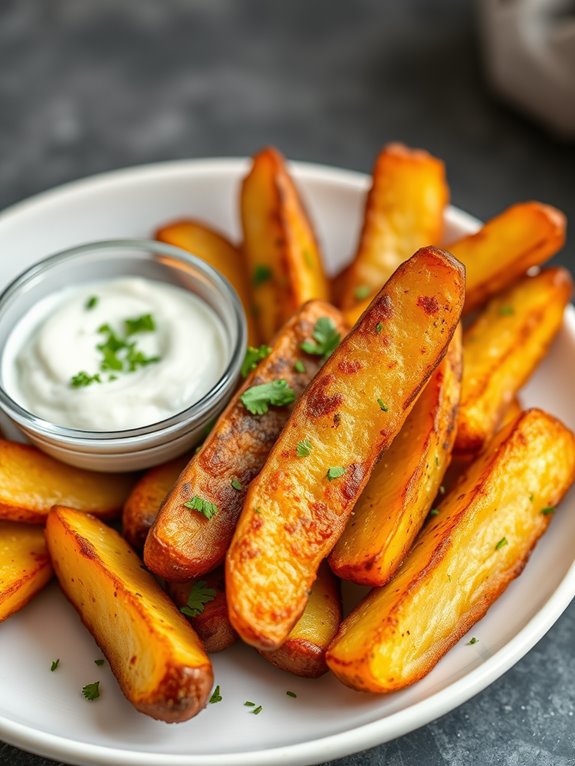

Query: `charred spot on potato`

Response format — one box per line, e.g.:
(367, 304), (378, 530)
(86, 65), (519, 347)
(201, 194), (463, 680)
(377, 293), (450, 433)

(306, 375), (344, 418)
(341, 463), (367, 502)
(417, 295), (440, 315)
(338, 359), (363, 374)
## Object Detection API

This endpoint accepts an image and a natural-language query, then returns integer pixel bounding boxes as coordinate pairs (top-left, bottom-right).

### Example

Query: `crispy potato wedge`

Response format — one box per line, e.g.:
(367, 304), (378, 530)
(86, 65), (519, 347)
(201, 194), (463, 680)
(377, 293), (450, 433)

(0, 521), (52, 622)
(241, 147), (330, 341)
(145, 300), (347, 581)
(455, 267), (572, 457)
(123, 455), (189, 552)
(339, 144), (448, 311)
(226, 247), (465, 650)
(46, 506), (213, 722)
(168, 569), (236, 654)
(450, 201), (566, 315)
(344, 201), (567, 327)
(0, 441), (135, 524)
(261, 562), (341, 678)
(330, 325), (462, 586)
(155, 218), (259, 345)
(326, 408), (575, 693)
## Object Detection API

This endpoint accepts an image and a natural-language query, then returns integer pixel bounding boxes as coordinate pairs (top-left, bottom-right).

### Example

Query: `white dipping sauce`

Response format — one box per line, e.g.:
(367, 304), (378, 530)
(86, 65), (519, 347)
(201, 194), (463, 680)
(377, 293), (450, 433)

(3, 277), (229, 431)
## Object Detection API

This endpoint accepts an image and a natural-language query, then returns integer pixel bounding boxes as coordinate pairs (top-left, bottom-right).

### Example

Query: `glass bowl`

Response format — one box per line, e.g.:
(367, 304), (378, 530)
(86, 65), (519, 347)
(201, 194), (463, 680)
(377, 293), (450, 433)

(0, 239), (246, 471)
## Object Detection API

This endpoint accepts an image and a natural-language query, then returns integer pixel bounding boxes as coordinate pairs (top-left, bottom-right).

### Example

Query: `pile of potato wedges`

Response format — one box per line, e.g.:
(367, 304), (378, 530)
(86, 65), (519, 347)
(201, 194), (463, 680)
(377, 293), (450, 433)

(2, 143), (574, 722)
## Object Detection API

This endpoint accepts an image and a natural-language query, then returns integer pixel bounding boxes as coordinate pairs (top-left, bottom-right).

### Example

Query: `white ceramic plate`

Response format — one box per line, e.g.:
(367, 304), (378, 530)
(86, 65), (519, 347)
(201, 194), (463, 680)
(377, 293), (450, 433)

(0, 160), (573, 766)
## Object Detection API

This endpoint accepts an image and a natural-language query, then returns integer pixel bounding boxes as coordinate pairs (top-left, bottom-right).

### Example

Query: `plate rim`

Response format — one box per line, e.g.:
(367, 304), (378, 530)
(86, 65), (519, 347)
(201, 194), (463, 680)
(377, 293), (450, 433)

(0, 157), (572, 766)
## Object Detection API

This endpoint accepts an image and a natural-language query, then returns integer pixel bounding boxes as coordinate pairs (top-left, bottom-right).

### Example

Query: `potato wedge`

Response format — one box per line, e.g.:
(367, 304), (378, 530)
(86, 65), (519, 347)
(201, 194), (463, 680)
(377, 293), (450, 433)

(46, 506), (213, 722)
(0, 441), (135, 524)
(261, 562), (341, 678)
(168, 569), (236, 654)
(451, 202), (566, 315)
(455, 267), (572, 456)
(226, 246), (465, 650)
(145, 300), (347, 581)
(155, 218), (259, 345)
(123, 455), (189, 552)
(330, 325), (462, 586)
(0, 521), (52, 622)
(344, 201), (567, 327)
(241, 147), (330, 341)
(339, 144), (448, 311)
(326, 408), (575, 693)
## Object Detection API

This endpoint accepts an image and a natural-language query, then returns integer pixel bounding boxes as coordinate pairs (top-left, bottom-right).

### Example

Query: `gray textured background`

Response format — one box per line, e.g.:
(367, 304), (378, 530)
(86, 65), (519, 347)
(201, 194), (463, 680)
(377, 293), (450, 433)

(0, 1), (574, 765)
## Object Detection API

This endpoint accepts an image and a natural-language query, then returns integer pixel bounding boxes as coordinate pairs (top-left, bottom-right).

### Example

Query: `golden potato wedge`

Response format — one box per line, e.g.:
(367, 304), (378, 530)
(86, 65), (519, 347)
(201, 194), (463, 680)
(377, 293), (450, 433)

(46, 506), (213, 722)
(451, 201), (566, 315)
(226, 246), (465, 650)
(0, 441), (135, 524)
(241, 147), (330, 341)
(168, 569), (236, 654)
(330, 325), (462, 586)
(0, 521), (52, 622)
(145, 300), (347, 581)
(455, 267), (572, 457)
(344, 201), (567, 327)
(261, 562), (341, 678)
(326, 408), (575, 693)
(155, 218), (259, 345)
(123, 455), (189, 552)
(339, 144), (448, 311)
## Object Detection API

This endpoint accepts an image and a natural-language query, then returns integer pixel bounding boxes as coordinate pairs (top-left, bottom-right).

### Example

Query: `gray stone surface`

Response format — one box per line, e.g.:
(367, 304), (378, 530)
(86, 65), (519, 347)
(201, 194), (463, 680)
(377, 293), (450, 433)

(0, 1), (573, 764)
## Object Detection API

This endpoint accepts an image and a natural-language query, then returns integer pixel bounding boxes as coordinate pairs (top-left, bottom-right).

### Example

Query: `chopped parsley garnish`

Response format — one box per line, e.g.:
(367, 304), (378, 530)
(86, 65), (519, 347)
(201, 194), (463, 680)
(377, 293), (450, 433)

(209, 685), (222, 704)
(541, 506), (555, 516)
(300, 317), (341, 360)
(50, 659), (60, 672)
(184, 496), (219, 520)
(377, 398), (388, 412)
(286, 690), (297, 698)
(241, 344), (272, 378)
(498, 305), (515, 317)
(231, 478), (243, 491)
(85, 295), (98, 310)
(467, 637), (478, 645)
(375, 322), (383, 334)
(251, 705), (263, 715)
(253, 265), (273, 286)
(354, 285), (371, 301)
(70, 371), (101, 388)
(429, 508), (440, 517)
(528, 494), (534, 502)
(327, 466), (346, 481)
(124, 313), (155, 336)
(296, 438), (312, 457)
(293, 359), (306, 373)
(495, 537), (508, 551)
(240, 379), (296, 415)
(82, 681), (100, 701)
(94, 659), (105, 666)
(180, 580), (217, 617)
(244, 700), (256, 707)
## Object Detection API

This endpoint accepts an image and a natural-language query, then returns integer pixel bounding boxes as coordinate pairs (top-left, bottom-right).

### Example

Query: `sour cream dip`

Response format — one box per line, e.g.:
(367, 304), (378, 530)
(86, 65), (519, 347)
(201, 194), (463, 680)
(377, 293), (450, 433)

(2, 277), (229, 431)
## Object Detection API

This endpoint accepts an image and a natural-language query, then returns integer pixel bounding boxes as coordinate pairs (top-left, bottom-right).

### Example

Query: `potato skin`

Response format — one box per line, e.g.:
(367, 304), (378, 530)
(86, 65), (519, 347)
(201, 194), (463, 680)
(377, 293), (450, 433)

(155, 218), (259, 345)
(123, 455), (189, 552)
(168, 569), (236, 654)
(339, 143), (448, 311)
(0, 440), (135, 524)
(449, 202), (566, 315)
(455, 267), (572, 457)
(144, 300), (347, 582)
(241, 147), (330, 341)
(326, 409), (575, 693)
(260, 562), (341, 678)
(46, 507), (213, 722)
(0, 521), (52, 622)
(226, 247), (465, 650)
(330, 325), (462, 586)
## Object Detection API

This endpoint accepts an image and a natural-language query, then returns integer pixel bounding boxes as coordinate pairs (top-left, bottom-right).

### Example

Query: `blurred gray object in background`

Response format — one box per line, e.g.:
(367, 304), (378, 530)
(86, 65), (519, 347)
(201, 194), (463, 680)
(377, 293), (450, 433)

(479, 0), (575, 139)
